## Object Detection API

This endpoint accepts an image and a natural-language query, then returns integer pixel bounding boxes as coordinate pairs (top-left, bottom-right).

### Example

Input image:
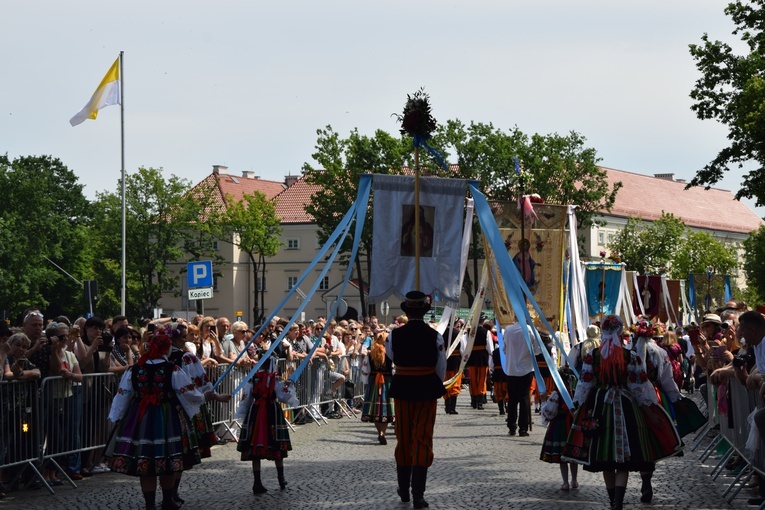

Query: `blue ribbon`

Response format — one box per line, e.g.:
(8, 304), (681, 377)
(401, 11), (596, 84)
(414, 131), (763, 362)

(413, 133), (449, 172)
(469, 182), (574, 410)
(514, 156), (520, 175)
(687, 274), (696, 322)
(212, 176), (371, 392)
(724, 275), (732, 303)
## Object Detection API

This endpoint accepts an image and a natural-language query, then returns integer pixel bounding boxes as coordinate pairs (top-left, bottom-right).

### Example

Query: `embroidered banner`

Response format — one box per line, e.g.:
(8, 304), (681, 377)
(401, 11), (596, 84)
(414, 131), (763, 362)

(689, 273), (728, 318)
(584, 262), (622, 319)
(484, 202), (567, 330)
(369, 175), (466, 303)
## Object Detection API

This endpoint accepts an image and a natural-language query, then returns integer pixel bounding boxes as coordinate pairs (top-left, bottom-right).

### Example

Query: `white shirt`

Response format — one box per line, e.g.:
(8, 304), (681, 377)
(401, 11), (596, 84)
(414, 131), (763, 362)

(755, 336), (765, 374)
(502, 323), (542, 377)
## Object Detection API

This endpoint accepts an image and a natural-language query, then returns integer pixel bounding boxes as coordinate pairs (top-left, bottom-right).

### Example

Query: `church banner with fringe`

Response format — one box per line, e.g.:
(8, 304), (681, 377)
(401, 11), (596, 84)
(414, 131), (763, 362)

(485, 202), (567, 329)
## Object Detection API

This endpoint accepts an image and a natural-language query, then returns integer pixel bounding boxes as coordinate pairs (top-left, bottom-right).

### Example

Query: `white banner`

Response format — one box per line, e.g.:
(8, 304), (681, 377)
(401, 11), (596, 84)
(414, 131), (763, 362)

(369, 175), (466, 302)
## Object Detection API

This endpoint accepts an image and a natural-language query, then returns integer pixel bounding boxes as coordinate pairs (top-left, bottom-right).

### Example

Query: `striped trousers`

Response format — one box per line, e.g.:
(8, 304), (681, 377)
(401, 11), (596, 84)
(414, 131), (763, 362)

(393, 399), (438, 467)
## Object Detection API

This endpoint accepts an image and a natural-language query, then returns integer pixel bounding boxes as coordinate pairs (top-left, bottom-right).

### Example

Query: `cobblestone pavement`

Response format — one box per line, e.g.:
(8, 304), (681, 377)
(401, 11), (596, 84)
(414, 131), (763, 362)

(1, 394), (754, 510)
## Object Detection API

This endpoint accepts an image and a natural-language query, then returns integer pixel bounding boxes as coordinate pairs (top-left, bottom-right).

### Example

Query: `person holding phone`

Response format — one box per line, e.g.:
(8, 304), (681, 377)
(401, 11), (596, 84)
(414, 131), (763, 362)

(198, 317), (221, 368)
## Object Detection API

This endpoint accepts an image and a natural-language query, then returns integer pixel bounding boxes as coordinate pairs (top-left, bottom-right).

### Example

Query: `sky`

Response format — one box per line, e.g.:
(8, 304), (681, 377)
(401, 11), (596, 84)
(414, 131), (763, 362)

(2, 1), (761, 215)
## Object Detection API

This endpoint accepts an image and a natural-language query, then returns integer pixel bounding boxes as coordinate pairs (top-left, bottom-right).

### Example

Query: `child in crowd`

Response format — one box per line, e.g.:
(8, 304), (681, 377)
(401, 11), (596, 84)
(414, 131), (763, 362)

(539, 368), (578, 491)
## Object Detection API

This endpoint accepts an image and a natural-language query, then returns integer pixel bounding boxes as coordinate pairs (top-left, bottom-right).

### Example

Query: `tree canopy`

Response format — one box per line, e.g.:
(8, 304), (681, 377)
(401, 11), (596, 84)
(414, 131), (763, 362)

(0, 154), (92, 319)
(688, 0), (765, 206)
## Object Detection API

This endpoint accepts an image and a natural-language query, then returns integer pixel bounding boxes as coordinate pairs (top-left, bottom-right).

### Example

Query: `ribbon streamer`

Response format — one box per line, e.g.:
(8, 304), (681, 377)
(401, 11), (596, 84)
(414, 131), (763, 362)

(413, 133), (449, 172)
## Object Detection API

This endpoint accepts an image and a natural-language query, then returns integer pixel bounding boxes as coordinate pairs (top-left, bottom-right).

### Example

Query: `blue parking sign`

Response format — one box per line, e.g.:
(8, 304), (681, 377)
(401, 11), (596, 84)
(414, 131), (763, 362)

(187, 261), (213, 288)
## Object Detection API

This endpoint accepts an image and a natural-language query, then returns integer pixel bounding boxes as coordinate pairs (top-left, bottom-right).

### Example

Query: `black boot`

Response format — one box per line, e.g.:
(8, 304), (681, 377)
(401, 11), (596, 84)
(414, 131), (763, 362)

(396, 465), (411, 503)
(477, 396), (484, 410)
(640, 473), (653, 503)
(444, 398), (450, 414)
(498, 401), (505, 415)
(143, 491), (156, 510)
(173, 477), (184, 506)
(252, 469), (267, 494)
(612, 486), (626, 510)
(412, 466), (429, 508)
(161, 489), (180, 510)
(451, 396), (459, 414)
(470, 395), (477, 409)
(606, 488), (615, 508)
(276, 465), (287, 490)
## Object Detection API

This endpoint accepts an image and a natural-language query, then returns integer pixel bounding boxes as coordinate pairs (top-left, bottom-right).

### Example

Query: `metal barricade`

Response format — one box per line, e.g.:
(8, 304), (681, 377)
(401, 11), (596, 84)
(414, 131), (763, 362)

(0, 379), (43, 489)
(37, 373), (116, 494)
(204, 364), (244, 441)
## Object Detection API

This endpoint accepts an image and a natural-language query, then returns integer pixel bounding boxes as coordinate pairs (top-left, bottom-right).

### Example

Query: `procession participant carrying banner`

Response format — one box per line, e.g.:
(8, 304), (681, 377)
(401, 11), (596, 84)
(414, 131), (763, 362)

(484, 201), (567, 333)
(369, 175), (466, 303)
(584, 261), (623, 321)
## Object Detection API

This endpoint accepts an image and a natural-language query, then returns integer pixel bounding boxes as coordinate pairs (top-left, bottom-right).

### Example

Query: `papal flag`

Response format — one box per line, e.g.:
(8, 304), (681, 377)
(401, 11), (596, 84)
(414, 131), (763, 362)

(369, 175), (466, 304)
(70, 57), (121, 127)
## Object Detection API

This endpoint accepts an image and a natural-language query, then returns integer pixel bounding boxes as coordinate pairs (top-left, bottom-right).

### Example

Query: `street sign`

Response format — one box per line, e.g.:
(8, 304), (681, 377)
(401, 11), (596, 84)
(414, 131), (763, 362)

(380, 300), (390, 316)
(187, 261), (213, 288)
(331, 298), (348, 318)
(188, 287), (213, 300)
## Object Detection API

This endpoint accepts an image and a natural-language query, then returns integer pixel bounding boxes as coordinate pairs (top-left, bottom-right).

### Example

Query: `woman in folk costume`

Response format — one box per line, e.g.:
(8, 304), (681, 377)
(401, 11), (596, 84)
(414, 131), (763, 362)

(540, 367), (578, 491)
(443, 321), (465, 415)
(361, 331), (395, 443)
(235, 350), (292, 494)
(568, 325), (601, 377)
(466, 319), (493, 409)
(632, 319), (703, 504)
(166, 322), (231, 506)
(107, 330), (206, 510)
(561, 315), (681, 510)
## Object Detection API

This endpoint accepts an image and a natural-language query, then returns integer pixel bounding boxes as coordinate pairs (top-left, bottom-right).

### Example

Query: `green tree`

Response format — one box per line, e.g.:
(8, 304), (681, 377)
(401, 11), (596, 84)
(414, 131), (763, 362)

(672, 230), (738, 279)
(90, 167), (191, 319)
(688, 0), (765, 205)
(207, 192), (282, 325)
(302, 126), (410, 316)
(608, 213), (688, 273)
(743, 224), (765, 301)
(0, 154), (92, 320)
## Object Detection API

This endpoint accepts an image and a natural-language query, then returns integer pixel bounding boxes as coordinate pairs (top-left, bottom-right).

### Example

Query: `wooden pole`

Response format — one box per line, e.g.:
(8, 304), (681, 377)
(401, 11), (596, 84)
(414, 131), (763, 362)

(414, 146), (421, 291)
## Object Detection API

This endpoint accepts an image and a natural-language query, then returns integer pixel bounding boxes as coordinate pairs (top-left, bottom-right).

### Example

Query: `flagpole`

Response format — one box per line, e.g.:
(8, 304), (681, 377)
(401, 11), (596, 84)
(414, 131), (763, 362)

(120, 50), (126, 316)
(414, 146), (421, 291)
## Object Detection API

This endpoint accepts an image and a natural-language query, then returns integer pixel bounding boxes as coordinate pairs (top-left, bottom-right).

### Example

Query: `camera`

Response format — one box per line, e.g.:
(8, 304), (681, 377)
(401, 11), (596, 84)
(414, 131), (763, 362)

(98, 330), (114, 351)
(733, 353), (751, 369)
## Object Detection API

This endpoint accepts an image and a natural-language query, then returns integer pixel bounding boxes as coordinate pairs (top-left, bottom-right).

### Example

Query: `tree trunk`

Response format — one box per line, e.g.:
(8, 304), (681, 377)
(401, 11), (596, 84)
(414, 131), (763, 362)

(258, 253), (267, 325)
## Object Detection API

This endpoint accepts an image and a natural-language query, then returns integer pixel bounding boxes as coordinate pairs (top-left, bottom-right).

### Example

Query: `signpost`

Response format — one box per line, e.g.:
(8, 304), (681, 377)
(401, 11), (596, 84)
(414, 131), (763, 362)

(187, 261), (213, 315)
(380, 300), (390, 325)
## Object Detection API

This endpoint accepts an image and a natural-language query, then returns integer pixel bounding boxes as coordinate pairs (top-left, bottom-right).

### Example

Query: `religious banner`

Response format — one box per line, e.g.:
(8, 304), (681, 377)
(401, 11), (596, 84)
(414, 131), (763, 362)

(369, 175), (467, 303)
(689, 272), (728, 318)
(659, 278), (681, 324)
(584, 262), (622, 320)
(485, 202), (567, 329)
(632, 275), (662, 318)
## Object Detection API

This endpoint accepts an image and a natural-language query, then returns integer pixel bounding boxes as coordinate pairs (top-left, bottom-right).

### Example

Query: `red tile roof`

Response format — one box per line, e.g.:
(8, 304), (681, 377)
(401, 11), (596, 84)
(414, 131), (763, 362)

(273, 175), (321, 224)
(186, 171), (286, 219)
(600, 167), (763, 234)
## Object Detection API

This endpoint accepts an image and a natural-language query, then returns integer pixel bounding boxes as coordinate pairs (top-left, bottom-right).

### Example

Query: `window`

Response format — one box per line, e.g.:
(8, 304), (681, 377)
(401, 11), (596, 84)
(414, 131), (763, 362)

(257, 276), (267, 291)
(287, 238), (300, 250)
(597, 231), (605, 246)
(213, 275), (218, 291)
(212, 240), (219, 251)
(607, 232), (615, 244)
(287, 276), (298, 290)
(319, 276), (329, 291)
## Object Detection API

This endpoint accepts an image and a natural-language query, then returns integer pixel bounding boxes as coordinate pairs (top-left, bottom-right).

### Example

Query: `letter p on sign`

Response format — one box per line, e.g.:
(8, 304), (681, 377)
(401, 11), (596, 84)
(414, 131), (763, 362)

(187, 261), (213, 288)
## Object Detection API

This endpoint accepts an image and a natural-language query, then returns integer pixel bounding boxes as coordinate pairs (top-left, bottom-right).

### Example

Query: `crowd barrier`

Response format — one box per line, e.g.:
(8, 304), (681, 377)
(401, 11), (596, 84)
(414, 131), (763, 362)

(0, 354), (370, 497)
(695, 378), (765, 507)
(0, 373), (118, 495)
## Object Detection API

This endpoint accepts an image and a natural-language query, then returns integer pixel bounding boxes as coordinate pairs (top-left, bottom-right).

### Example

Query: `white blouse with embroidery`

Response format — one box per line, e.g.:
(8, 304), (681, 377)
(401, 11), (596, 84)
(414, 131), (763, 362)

(108, 358), (205, 422)
(572, 349), (658, 408)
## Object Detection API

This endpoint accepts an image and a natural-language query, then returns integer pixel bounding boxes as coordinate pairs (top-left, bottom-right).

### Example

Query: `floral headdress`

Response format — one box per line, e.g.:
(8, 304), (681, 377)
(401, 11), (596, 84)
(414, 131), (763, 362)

(138, 329), (172, 365)
(633, 316), (653, 339)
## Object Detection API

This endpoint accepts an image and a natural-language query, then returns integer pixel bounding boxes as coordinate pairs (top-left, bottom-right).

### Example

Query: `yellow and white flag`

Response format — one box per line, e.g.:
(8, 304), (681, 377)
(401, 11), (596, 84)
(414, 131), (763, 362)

(70, 57), (121, 127)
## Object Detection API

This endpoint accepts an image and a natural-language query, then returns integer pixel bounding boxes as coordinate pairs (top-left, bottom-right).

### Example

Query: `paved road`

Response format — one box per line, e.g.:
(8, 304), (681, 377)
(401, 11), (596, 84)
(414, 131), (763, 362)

(2, 394), (752, 510)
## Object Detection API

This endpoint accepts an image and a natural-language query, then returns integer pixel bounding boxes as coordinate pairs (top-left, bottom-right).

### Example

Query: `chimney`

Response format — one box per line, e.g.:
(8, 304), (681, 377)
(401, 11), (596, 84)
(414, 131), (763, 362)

(284, 174), (299, 187)
(242, 170), (255, 179)
(653, 173), (675, 181)
(212, 165), (228, 175)
(676, 178), (686, 183)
